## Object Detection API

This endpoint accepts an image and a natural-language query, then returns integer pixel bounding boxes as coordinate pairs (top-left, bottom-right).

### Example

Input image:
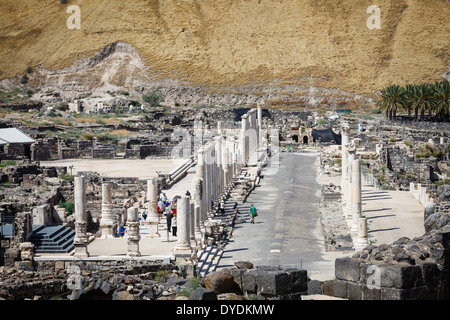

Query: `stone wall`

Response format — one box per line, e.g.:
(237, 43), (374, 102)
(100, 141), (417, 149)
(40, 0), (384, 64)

(0, 258), (176, 300)
(92, 147), (115, 159)
(30, 141), (52, 161)
(59, 147), (77, 160)
(325, 227), (450, 300)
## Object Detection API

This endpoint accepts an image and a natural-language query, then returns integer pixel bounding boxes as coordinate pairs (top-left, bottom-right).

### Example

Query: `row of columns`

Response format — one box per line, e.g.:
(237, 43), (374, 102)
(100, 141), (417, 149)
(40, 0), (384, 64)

(340, 123), (369, 251)
(73, 177), (144, 257)
(72, 107), (265, 260)
(173, 106), (265, 261)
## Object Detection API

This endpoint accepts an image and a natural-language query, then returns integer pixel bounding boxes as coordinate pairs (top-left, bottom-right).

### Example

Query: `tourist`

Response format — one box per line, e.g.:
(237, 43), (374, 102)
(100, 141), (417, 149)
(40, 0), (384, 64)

(158, 198), (165, 218)
(249, 204), (257, 224)
(165, 209), (173, 233)
(161, 193), (167, 202)
(118, 224), (126, 238)
(185, 190), (191, 199)
(143, 208), (148, 221)
(220, 199), (225, 216)
(172, 214), (177, 237)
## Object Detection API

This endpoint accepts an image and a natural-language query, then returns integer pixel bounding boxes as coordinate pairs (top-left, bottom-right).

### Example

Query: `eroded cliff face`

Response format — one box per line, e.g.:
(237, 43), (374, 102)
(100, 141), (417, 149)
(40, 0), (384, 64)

(0, 0), (448, 106)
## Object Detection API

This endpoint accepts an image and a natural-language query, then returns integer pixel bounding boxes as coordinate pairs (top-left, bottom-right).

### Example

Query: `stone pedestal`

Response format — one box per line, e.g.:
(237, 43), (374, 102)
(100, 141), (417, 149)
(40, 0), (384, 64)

(126, 207), (141, 257)
(73, 176), (89, 257)
(146, 178), (160, 238)
(100, 182), (114, 239)
(173, 196), (192, 260)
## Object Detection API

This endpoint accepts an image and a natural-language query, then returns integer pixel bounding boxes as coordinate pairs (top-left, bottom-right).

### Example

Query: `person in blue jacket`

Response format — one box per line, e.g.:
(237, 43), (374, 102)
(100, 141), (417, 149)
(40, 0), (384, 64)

(118, 225), (126, 238)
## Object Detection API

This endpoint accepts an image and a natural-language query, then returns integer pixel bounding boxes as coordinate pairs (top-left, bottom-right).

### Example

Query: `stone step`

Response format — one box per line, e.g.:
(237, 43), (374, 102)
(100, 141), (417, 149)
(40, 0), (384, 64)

(29, 225), (75, 253)
(198, 245), (219, 277)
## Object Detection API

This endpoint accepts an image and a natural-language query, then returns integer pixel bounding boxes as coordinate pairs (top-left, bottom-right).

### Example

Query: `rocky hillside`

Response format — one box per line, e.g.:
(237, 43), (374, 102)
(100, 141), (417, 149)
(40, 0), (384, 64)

(0, 0), (448, 106)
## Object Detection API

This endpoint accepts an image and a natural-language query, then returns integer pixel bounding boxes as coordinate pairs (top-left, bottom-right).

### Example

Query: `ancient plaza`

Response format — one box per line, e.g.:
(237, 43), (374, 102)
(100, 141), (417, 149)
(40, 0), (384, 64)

(1, 105), (449, 300)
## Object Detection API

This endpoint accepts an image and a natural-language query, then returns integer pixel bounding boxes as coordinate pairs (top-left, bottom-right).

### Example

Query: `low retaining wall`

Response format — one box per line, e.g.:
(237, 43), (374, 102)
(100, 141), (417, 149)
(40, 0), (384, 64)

(324, 227), (450, 300)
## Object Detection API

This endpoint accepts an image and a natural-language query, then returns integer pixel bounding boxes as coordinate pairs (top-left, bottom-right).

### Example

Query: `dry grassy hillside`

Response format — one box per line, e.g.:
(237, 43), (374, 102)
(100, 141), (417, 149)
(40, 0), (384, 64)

(0, 0), (448, 103)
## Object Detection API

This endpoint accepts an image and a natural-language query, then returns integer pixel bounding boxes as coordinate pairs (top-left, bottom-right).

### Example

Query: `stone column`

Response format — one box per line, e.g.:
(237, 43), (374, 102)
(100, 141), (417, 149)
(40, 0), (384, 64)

(100, 182), (114, 239)
(215, 137), (223, 201)
(355, 218), (370, 250)
(195, 151), (206, 228)
(257, 105), (262, 148)
(73, 176), (89, 257)
(189, 201), (197, 257)
(126, 207), (141, 257)
(146, 178), (160, 238)
(350, 158), (362, 234)
(241, 114), (248, 164)
(223, 145), (229, 191)
(341, 123), (350, 211)
(173, 196), (192, 260)
(345, 145), (357, 219)
(194, 205), (203, 248)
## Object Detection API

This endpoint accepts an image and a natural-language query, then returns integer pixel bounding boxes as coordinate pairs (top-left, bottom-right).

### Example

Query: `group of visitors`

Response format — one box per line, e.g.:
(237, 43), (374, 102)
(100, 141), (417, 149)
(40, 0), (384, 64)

(117, 191), (184, 238)
(117, 191), (259, 238)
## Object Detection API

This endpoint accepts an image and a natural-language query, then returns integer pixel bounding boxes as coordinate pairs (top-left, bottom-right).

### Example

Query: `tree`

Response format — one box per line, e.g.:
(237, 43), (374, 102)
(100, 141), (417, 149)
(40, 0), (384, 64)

(143, 91), (165, 108)
(407, 83), (435, 121)
(376, 84), (406, 120)
(433, 80), (450, 121)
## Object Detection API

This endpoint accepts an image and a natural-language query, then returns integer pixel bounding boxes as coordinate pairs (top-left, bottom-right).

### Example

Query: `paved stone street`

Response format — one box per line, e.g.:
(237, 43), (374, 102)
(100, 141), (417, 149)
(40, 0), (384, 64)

(217, 151), (349, 280)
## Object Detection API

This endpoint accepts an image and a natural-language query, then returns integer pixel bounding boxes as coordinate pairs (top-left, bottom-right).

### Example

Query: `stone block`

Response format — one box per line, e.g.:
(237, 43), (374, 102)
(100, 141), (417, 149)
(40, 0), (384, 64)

(256, 271), (290, 296)
(55, 260), (65, 271)
(307, 279), (322, 295)
(347, 282), (362, 300)
(189, 287), (217, 300)
(380, 264), (424, 289)
(360, 263), (423, 290)
(381, 287), (409, 300)
(240, 268), (307, 297)
(419, 261), (440, 287)
(241, 269), (258, 293)
(362, 284), (381, 300)
(287, 269), (308, 293)
(331, 279), (348, 299)
(335, 257), (361, 282)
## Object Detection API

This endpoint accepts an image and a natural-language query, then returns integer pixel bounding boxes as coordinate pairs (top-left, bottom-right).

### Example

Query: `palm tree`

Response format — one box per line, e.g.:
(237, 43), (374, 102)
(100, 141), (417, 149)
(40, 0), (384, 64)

(406, 83), (435, 121)
(433, 80), (450, 121)
(404, 84), (416, 117)
(376, 85), (406, 120)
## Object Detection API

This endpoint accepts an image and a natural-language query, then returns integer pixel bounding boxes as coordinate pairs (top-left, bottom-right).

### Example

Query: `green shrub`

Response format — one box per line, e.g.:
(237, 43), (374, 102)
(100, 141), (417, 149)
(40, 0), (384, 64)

(0, 160), (16, 167)
(59, 173), (74, 181)
(58, 200), (74, 215)
(143, 91), (165, 108)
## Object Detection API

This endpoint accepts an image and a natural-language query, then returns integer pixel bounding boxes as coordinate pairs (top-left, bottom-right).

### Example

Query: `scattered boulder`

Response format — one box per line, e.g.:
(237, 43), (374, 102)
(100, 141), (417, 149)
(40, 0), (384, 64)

(204, 268), (235, 294)
(234, 261), (254, 269)
(424, 212), (450, 233)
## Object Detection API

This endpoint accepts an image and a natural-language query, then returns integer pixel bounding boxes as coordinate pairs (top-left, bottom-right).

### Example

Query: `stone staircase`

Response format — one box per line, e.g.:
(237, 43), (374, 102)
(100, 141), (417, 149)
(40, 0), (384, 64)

(196, 174), (252, 276)
(29, 225), (75, 253)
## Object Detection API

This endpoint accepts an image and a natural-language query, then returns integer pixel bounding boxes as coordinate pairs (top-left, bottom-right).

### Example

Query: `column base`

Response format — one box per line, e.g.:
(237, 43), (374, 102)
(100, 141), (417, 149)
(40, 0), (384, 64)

(73, 245), (89, 258)
(355, 238), (370, 251)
